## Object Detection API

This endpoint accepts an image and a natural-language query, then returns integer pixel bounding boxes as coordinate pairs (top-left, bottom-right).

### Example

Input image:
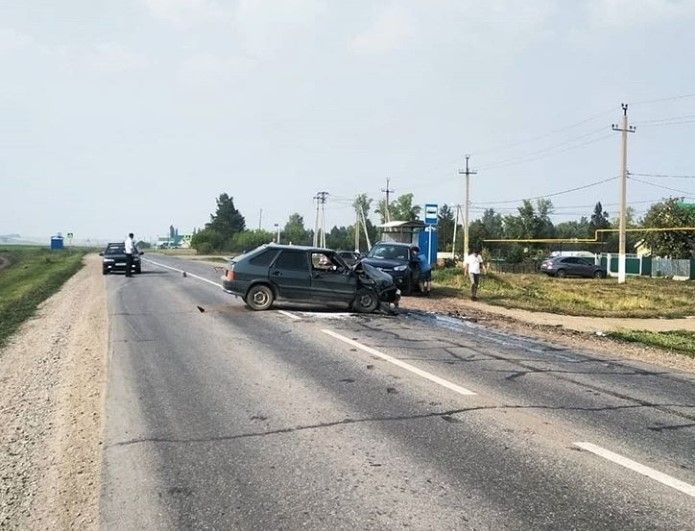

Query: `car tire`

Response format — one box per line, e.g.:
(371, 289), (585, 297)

(352, 289), (379, 313)
(594, 270), (605, 279)
(102, 267), (108, 275)
(246, 284), (274, 311)
(555, 269), (567, 278)
(135, 266), (142, 274)
(401, 275), (413, 296)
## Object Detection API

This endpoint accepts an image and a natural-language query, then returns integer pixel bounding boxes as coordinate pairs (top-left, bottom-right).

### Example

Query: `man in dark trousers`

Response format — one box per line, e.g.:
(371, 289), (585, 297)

(124, 232), (137, 277)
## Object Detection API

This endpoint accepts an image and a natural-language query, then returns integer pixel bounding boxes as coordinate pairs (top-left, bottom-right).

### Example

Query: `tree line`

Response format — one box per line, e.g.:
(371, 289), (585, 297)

(190, 193), (695, 260)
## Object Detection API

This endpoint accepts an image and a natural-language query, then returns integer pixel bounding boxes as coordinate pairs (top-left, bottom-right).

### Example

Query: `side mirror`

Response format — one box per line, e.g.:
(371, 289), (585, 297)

(139, 251), (144, 256)
(99, 252), (104, 256)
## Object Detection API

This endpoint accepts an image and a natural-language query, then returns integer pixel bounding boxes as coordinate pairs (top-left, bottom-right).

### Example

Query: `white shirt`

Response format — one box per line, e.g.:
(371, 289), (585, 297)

(465, 253), (483, 274)
(124, 237), (135, 254)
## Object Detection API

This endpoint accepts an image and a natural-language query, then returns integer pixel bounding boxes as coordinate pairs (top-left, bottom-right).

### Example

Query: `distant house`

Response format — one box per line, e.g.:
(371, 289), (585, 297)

(634, 239), (652, 257)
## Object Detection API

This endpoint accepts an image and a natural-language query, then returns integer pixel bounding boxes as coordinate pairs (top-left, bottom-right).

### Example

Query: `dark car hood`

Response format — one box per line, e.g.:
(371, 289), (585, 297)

(360, 257), (406, 270)
(357, 262), (396, 290)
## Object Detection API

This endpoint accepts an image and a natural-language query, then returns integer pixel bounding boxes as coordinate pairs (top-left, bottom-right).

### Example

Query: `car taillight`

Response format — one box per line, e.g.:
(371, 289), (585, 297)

(225, 268), (236, 281)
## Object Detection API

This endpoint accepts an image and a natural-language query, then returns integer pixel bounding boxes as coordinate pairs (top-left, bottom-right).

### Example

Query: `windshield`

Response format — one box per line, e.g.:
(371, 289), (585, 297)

(105, 244), (124, 255)
(367, 244), (409, 261)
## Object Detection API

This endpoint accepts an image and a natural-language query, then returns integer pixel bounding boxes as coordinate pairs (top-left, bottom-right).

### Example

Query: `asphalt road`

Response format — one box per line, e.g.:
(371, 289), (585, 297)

(100, 255), (695, 529)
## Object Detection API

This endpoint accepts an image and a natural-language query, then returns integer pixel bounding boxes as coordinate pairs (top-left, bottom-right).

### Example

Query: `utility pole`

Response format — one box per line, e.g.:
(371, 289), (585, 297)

(274, 223), (280, 244)
(313, 191), (329, 247)
(612, 104), (636, 284)
(359, 205), (372, 250)
(458, 155), (477, 258)
(381, 178), (395, 223)
(354, 201), (360, 252)
(451, 204), (460, 260)
(258, 208), (263, 231)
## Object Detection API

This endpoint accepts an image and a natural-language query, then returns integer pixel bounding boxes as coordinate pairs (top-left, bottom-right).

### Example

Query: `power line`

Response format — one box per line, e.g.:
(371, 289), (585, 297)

(628, 92), (695, 106)
(628, 176), (694, 196)
(635, 113), (695, 124)
(630, 172), (695, 179)
(474, 176), (618, 205)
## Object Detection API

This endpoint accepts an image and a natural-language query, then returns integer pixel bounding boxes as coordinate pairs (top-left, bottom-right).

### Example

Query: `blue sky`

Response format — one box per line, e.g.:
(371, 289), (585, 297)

(1, 0), (694, 241)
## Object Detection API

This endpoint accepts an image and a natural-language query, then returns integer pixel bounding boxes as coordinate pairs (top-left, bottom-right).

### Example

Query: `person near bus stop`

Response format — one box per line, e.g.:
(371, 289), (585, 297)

(410, 246), (432, 296)
(464, 247), (485, 301)
(124, 232), (138, 277)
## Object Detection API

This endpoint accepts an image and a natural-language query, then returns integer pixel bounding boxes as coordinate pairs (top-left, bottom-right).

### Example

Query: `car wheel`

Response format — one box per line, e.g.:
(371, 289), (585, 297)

(594, 270), (605, 279)
(246, 284), (274, 311)
(555, 269), (567, 278)
(102, 267), (108, 275)
(401, 276), (413, 296)
(352, 289), (379, 313)
(135, 266), (142, 274)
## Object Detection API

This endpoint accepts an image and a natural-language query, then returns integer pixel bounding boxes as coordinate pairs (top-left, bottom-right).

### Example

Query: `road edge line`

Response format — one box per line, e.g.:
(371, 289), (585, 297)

(574, 442), (695, 498)
(142, 258), (222, 288)
(321, 328), (476, 396)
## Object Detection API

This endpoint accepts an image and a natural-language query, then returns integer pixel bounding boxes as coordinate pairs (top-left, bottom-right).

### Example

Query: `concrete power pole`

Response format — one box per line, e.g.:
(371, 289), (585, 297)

(381, 178), (395, 223)
(313, 191), (329, 247)
(354, 202), (360, 252)
(612, 104), (636, 284)
(458, 155), (477, 258)
(451, 204), (460, 260)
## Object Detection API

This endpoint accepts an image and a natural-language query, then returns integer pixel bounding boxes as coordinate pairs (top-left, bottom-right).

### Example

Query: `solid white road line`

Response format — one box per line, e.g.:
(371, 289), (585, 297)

(277, 310), (302, 321)
(575, 442), (695, 498)
(142, 258), (222, 288)
(321, 329), (476, 396)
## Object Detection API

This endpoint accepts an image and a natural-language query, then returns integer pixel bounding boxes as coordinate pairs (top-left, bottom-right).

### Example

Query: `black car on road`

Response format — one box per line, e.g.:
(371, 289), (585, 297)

(221, 244), (399, 312)
(100, 242), (143, 275)
(359, 241), (420, 295)
(540, 256), (606, 278)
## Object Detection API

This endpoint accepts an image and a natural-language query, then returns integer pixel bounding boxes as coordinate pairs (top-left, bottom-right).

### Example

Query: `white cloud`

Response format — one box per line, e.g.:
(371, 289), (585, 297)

(178, 52), (255, 87)
(82, 43), (149, 73)
(585, 0), (695, 29)
(142, 0), (230, 26)
(0, 28), (34, 54)
(349, 5), (413, 54)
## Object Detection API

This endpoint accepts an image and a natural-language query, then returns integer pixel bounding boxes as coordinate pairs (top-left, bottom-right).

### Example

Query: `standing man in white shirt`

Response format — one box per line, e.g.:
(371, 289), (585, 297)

(124, 232), (137, 277)
(464, 248), (485, 301)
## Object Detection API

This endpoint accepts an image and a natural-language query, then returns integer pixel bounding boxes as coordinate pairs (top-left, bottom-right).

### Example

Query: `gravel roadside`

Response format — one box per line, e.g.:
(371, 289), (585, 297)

(0, 254), (107, 529)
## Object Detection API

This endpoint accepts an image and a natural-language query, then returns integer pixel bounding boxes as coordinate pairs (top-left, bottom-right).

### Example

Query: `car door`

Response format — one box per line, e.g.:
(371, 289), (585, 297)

(270, 250), (311, 300)
(309, 252), (357, 303)
(561, 257), (582, 276)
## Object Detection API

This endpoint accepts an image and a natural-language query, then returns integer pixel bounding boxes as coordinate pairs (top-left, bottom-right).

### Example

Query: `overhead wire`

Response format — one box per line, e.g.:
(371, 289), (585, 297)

(628, 176), (694, 196)
(630, 172), (695, 179)
(474, 176), (618, 205)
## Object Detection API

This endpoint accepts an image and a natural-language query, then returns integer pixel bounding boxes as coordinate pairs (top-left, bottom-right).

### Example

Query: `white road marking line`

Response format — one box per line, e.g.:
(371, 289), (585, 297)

(321, 329), (476, 396)
(278, 310), (302, 321)
(299, 312), (355, 319)
(142, 258), (222, 288)
(574, 442), (695, 498)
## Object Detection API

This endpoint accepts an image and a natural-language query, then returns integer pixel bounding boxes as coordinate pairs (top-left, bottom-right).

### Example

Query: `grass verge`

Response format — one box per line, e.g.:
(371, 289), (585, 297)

(606, 330), (695, 358)
(433, 268), (695, 318)
(0, 246), (87, 348)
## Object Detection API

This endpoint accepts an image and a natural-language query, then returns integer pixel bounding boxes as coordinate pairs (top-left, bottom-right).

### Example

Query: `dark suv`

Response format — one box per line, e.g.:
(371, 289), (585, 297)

(360, 242), (419, 294)
(221, 244), (399, 312)
(540, 256), (606, 278)
(100, 242), (142, 275)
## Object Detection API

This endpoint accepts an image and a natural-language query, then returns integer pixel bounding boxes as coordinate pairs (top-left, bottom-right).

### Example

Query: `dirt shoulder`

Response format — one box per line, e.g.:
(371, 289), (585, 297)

(0, 254), (107, 529)
(402, 295), (695, 374)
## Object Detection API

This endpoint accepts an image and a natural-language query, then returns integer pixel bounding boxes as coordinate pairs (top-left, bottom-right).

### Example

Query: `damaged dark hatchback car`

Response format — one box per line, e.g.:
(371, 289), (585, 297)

(221, 244), (400, 313)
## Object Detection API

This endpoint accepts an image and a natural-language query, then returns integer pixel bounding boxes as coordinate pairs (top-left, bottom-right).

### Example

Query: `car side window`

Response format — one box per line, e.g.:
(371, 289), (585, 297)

(311, 252), (341, 272)
(249, 250), (279, 267)
(275, 251), (308, 272)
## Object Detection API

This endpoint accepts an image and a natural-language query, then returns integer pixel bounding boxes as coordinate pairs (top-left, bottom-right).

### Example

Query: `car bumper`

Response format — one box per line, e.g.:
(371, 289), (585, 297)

(103, 261), (139, 271)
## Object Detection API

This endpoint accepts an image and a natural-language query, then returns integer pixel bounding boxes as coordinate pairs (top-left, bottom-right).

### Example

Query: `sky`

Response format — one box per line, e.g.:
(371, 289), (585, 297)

(1, 0), (695, 242)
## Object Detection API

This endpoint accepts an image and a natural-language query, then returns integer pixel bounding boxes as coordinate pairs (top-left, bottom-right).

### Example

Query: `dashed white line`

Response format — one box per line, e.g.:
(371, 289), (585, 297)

(277, 310), (302, 321)
(575, 442), (695, 498)
(321, 328), (476, 396)
(142, 258), (222, 288)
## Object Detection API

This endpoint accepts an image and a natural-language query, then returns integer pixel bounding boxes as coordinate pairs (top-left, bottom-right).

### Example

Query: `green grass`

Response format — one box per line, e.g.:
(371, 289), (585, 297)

(0, 246), (87, 348)
(433, 269), (695, 318)
(607, 330), (695, 357)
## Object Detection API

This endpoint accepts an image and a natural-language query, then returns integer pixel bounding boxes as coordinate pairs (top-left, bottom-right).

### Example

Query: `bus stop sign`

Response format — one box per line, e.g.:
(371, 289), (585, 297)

(424, 204), (438, 225)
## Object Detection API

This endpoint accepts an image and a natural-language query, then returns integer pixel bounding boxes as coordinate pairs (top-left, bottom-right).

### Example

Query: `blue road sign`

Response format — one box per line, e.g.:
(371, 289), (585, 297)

(424, 204), (438, 225)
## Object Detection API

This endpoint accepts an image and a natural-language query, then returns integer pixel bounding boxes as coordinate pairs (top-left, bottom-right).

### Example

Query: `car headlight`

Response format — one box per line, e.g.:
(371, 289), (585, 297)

(393, 265), (408, 271)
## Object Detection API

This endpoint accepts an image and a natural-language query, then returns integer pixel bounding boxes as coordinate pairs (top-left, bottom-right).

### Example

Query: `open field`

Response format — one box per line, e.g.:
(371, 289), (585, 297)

(0, 246), (87, 347)
(607, 330), (695, 358)
(433, 269), (695, 318)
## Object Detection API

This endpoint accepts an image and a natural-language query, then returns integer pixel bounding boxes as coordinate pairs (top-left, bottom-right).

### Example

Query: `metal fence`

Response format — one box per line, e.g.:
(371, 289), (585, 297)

(652, 258), (692, 278)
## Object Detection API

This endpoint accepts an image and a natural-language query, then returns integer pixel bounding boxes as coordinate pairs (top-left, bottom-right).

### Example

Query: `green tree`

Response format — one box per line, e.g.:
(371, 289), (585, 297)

(469, 208), (504, 255)
(231, 229), (274, 252)
(283, 213), (310, 245)
(437, 204), (456, 251)
(588, 201), (610, 237)
(190, 227), (225, 253)
(376, 193), (421, 223)
(642, 198), (695, 258)
(208, 193), (246, 236)
(555, 217), (590, 239)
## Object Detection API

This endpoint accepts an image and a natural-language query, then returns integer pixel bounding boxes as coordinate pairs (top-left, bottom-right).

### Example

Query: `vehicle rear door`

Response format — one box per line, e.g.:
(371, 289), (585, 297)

(270, 250), (311, 300)
(309, 252), (356, 302)
(562, 257), (583, 276)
